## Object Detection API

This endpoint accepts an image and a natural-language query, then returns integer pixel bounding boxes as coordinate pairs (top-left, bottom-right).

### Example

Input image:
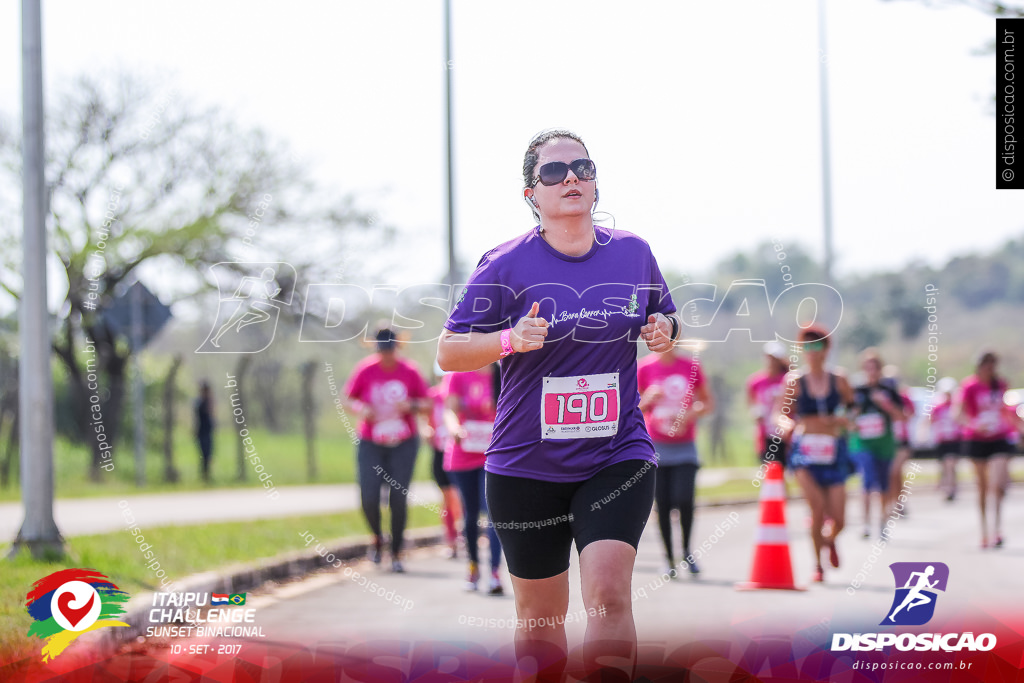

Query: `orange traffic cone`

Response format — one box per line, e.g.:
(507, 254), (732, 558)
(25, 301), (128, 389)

(735, 460), (805, 591)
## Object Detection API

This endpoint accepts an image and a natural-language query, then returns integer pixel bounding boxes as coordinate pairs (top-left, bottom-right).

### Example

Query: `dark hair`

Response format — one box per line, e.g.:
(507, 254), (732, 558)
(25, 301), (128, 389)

(376, 327), (397, 352)
(798, 325), (831, 348)
(976, 349), (999, 390)
(522, 129), (589, 189)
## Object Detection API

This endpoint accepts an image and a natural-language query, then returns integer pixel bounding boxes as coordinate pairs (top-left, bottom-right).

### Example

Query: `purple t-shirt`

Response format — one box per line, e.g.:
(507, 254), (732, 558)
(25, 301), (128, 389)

(443, 225), (676, 482)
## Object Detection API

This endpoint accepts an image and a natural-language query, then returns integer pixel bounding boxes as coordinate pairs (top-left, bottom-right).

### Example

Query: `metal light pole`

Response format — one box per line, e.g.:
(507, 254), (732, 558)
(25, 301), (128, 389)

(443, 0), (460, 287)
(131, 283), (145, 486)
(818, 0), (835, 285)
(12, 0), (64, 559)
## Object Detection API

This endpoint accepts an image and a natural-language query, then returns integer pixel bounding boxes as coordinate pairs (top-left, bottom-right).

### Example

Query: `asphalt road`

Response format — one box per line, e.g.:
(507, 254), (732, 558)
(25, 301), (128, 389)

(164, 482), (1022, 651)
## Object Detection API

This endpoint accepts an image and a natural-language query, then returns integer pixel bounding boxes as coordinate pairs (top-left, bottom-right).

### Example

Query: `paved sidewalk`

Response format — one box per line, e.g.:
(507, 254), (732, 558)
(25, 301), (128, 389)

(1, 459), (996, 539)
(0, 483), (445, 539)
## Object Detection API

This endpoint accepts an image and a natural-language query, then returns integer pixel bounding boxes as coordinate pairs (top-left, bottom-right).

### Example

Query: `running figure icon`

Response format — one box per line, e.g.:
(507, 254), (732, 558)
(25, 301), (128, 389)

(210, 267), (282, 348)
(887, 565), (939, 622)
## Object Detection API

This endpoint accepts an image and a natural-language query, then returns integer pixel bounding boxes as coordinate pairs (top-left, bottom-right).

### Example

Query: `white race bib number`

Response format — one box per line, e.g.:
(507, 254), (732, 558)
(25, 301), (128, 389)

(371, 418), (412, 446)
(541, 373), (620, 439)
(798, 433), (837, 465)
(856, 413), (887, 440)
(460, 420), (493, 453)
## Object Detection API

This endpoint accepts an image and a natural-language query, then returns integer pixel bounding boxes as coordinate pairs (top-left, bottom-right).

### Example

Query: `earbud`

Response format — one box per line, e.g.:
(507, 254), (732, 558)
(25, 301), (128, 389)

(532, 198), (540, 208)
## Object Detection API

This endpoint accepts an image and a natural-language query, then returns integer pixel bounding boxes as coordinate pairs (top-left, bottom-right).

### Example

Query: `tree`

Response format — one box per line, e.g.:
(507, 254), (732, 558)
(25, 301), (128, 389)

(0, 73), (387, 481)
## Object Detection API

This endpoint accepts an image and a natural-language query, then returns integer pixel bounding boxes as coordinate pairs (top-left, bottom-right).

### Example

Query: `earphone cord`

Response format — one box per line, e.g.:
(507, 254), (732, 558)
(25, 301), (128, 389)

(593, 211), (615, 246)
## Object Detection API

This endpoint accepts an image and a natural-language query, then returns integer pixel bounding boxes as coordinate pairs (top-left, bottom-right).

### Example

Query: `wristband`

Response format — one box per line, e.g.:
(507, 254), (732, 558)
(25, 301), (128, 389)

(668, 315), (679, 342)
(499, 328), (516, 358)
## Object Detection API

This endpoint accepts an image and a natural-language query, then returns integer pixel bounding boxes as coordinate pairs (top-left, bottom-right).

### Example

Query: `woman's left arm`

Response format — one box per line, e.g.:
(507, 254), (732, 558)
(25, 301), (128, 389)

(640, 313), (680, 353)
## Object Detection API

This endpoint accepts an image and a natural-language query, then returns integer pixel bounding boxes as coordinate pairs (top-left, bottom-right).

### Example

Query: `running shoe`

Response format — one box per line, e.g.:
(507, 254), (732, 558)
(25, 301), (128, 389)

(391, 559), (405, 573)
(465, 562), (480, 591)
(664, 564), (678, 579)
(813, 566), (824, 583)
(488, 576), (504, 596)
(995, 537), (1005, 548)
(686, 560), (701, 576)
(862, 527), (871, 540)
(369, 537), (383, 564)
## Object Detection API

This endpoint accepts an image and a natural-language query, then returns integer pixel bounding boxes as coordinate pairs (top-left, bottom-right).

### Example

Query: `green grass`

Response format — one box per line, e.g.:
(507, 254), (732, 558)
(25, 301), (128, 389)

(0, 419), (439, 502)
(0, 504), (440, 663)
(0, 418), (764, 503)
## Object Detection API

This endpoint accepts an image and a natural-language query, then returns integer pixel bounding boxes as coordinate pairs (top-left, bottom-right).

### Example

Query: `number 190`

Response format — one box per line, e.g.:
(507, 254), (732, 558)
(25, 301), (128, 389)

(555, 391), (609, 423)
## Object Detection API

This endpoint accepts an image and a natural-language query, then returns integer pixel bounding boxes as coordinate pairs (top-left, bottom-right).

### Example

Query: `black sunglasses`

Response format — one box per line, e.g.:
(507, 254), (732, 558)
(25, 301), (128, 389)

(531, 158), (597, 187)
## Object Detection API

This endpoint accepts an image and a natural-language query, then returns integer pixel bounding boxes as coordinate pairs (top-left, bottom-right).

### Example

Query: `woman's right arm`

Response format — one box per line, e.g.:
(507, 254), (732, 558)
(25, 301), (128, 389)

(436, 330), (505, 373)
(436, 301), (547, 372)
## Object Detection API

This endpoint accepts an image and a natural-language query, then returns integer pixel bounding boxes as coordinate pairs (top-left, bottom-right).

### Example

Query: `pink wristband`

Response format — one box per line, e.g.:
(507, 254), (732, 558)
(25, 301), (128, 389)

(499, 328), (515, 358)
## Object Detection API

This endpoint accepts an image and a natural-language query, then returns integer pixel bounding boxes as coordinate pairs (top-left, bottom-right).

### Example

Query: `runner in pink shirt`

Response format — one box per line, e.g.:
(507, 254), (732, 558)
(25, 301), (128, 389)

(345, 327), (429, 572)
(426, 373), (462, 559)
(957, 351), (1023, 548)
(930, 377), (962, 502)
(637, 347), (714, 578)
(747, 341), (790, 468)
(443, 364), (505, 595)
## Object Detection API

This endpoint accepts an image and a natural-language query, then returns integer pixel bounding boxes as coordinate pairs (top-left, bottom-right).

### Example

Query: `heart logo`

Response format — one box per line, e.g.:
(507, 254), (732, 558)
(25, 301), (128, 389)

(56, 591), (95, 628)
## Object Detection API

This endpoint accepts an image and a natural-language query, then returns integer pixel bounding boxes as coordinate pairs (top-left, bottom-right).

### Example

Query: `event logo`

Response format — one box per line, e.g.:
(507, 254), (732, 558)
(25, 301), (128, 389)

(196, 262), (296, 353)
(25, 569), (130, 662)
(883, 562), (949, 626)
(833, 561), (995, 653)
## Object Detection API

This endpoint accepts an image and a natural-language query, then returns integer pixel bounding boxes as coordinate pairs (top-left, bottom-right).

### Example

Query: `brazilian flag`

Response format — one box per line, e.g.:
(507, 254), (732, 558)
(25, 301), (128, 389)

(229, 593), (246, 606)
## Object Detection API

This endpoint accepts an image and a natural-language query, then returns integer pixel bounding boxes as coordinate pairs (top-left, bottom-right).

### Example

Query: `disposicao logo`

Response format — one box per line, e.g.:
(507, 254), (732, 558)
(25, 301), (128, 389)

(25, 569), (130, 661)
(831, 562), (996, 653)
(883, 562), (948, 626)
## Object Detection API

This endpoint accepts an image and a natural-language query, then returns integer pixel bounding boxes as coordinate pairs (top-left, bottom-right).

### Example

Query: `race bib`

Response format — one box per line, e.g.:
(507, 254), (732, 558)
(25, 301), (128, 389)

(856, 413), (887, 440)
(371, 418), (412, 446)
(934, 417), (959, 443)
(541, 373), (620, 439)
(460, 420), (493, 453)
(798, 433), (837, 465)
(974, 409), (1005, 436)
(653, 404), (683, 435)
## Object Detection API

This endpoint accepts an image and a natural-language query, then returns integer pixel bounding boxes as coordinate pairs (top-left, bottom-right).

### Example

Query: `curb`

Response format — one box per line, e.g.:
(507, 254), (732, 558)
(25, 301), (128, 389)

(84, 494), (789, 654)
(85, 526), (444, 655)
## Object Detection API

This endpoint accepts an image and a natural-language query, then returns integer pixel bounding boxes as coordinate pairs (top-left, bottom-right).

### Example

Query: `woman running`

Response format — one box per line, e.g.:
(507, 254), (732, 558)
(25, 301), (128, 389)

(345, 326), (429, 573)
(443, 364), (505, 595)
(885, 368), (916, 514)
(637, 345), (714, 577)
(957, 351), (1021, 548)
(931, 377), (962, 502)
(781, 326), (855, 583)
(747, 341), (791, 468)
(848, 349), (904, 540)
(437, 129), (679, 679)
(426, 367), (462, 558)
